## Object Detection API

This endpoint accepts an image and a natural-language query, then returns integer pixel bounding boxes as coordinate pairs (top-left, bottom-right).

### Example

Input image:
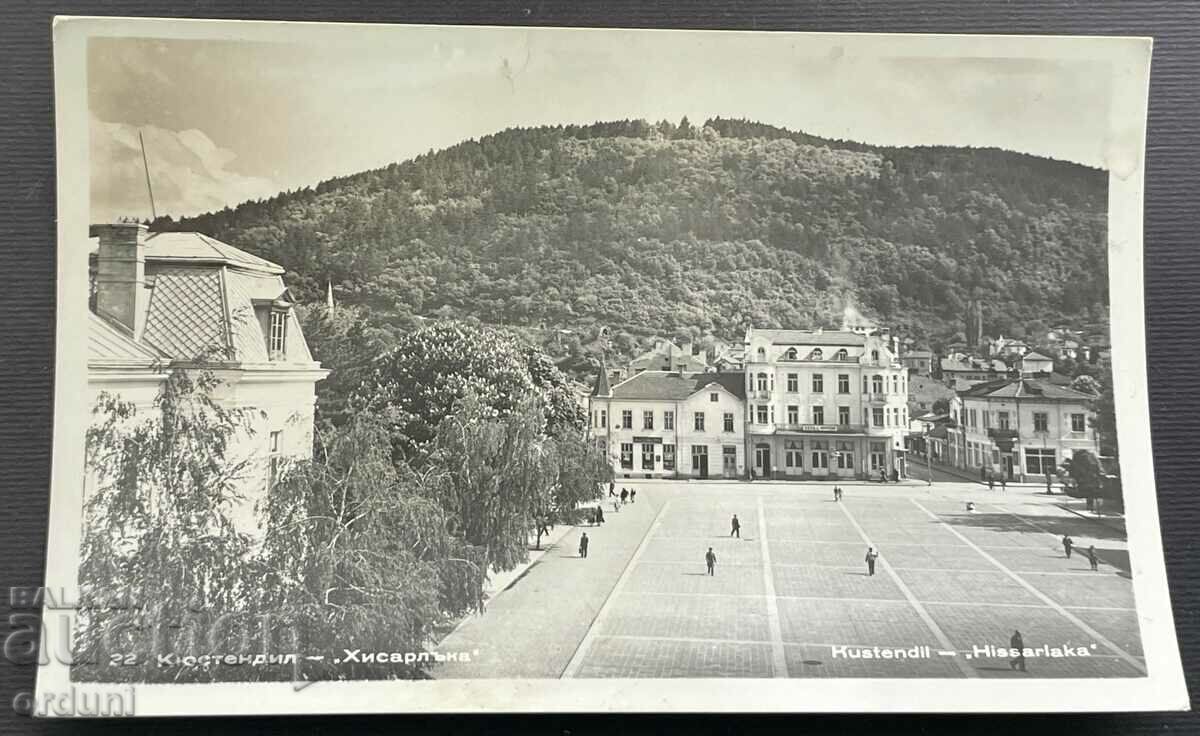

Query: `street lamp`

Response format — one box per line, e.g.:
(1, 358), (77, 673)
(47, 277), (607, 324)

(923, 426), (932, 486)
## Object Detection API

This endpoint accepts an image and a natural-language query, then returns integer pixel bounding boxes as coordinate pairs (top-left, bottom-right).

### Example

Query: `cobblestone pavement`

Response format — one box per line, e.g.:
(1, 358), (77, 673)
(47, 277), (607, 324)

(567, 480), (1145, 679)
(435, 479), (1144, 679)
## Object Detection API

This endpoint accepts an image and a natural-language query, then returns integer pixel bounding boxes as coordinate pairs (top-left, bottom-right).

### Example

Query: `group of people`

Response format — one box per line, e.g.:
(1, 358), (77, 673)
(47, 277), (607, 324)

(986, 476), (1009, 493)
(1062, 534), (1101, 571)
(579, 481), (640, 557)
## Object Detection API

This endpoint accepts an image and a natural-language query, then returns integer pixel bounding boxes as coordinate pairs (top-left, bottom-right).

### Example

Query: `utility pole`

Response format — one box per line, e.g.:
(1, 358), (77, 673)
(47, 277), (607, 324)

(925, 427), (933, 486)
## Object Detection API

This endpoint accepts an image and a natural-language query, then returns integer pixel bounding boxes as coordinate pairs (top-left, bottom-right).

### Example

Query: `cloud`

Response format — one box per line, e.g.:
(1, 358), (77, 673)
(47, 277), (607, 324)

(89, 113), (283, 222)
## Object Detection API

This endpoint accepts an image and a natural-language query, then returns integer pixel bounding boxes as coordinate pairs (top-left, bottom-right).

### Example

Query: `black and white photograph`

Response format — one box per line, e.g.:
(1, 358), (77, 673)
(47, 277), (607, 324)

(37, 18), (1186, 714)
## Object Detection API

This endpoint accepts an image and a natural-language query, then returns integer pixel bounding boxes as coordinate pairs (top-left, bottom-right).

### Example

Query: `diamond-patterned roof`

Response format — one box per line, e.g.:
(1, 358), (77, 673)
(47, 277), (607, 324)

(141, 267), (231, 361)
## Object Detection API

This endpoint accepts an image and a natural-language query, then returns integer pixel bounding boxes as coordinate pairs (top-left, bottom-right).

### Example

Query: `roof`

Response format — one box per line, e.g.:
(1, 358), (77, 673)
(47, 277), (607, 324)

(89, 231), (284, 275)
(941, 356), (1005, 373)
(749, 328), (866, 347)
(609, 371), (747, 401)
(88, 312), (167, 368)
(1023, 351), (1054, 362)
(959, 377), (1095, 401)
(905, 350), (933, 358)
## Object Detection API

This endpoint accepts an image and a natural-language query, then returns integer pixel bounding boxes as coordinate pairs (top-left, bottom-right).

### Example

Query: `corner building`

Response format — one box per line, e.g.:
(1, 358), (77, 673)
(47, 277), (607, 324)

(743, 328), (909, 480)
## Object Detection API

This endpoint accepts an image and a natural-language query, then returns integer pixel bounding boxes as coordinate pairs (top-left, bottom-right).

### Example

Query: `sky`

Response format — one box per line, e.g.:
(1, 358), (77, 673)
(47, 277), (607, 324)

(87, 27), (1114, 222)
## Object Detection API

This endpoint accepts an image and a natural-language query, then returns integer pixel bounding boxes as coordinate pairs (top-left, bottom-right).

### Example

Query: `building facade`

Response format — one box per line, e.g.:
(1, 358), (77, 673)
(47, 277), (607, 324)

(945, 377), (1099, 482)
(743, 328), (910, 480)
(87, 222), (328, 536)
(588, 371), (747, 479)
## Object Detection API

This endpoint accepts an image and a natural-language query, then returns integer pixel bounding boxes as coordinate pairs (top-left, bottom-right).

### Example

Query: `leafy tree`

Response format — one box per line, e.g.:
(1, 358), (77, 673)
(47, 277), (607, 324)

(297, 302), (394, 428)
(1070, 374), (1102, 396)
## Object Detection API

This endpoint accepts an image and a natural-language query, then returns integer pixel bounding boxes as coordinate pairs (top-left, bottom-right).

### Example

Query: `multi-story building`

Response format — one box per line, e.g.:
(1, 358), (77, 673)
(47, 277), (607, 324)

(901, 349), (934, 375)
(588, 370), (746, 479)
(87, 221), (328, 536)
(945, 377), (1099, 482)
(743, 328), (910, 481)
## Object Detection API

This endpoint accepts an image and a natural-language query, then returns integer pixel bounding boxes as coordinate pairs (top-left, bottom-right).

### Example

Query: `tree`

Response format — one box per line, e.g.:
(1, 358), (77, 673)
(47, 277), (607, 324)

(1063, 449), (1103, 504)
(77, 367), (261, 682)
(297, 302), (392, 429)
(258, 415), (484, 679)
(931, 398), (951, 415)
(1070, 374), (1102, 397)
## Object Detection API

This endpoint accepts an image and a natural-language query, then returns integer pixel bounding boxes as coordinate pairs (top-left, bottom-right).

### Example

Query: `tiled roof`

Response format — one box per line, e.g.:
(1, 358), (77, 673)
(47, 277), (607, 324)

(959, 377), (1094, 401)
(1023, 351), (1054, 361)
(610, 371), (747, 401)
(144, 232), (284, 274)
(750, 328), (866, 347)
(141, 267), (230, 360)
(88, 312), (166, 367)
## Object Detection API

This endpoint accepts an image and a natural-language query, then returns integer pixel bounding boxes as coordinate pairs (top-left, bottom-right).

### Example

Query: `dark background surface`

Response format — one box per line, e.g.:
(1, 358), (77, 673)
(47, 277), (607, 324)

(0, 1), (1195, 733)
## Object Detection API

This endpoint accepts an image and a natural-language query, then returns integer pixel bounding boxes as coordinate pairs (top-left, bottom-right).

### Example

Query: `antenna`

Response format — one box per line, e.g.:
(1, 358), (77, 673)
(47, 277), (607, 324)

(139, 130), (157, 221)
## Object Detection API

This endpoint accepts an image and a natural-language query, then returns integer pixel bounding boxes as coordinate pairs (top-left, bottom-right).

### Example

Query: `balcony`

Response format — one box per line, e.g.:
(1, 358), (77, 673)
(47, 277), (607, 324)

(864, 392), (889, 403)
(752, 389), (771, 399)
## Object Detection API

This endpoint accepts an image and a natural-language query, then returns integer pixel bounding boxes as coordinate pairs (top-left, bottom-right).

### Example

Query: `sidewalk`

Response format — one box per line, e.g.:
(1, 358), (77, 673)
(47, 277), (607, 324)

(433, 495), (660, 678)
(1056, 500), (1127, 535)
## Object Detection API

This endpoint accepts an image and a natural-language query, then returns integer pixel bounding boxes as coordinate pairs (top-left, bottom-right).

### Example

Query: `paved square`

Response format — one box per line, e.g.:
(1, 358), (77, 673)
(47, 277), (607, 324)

(566, 481), (1146, 679)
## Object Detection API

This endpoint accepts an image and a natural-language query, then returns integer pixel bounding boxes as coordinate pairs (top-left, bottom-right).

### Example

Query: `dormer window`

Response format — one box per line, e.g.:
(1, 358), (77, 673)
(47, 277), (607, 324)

(269, 309), (288, 359)
(871, 349), (880, 361)
(834, 349), (848, 360)
(756, 346), (766, 360)
(785, 348), (797, 360)
(811, 348), (823, 361)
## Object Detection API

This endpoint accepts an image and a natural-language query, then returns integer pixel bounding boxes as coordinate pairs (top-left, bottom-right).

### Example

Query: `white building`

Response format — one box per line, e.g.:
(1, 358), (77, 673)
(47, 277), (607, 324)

(743, 328), (910, 480)
(87, 222), (328, 535)
(946, 377), (1099, 482)
(588, 370), (747, 479)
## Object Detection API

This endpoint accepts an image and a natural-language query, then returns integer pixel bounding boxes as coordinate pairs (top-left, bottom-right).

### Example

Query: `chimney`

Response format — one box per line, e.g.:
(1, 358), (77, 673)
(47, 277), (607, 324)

(92, 222), (148, 336)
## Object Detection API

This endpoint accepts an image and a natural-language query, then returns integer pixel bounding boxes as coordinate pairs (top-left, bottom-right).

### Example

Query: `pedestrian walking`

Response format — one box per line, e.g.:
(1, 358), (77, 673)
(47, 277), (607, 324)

(579, 532), (589, 559)
(730, 514), (741, 538)
(608, 480), (616, 498)
(865, 546), (879, 576)
(1000, 477), (1007, 493)
(612, 499), (619, 513)
(596, 505), (605, 526)
(1062, 535), (1074, 559)
(1087, 545), (1099, 571)
(1009, 630), (1027, 672)
(630, 489), (636, 503)
(879, 469), (887, 483)
(988, 476), (995, 492)
(705, 547), (717, 576)
(833, 486), (840, 502)
(620, 488), (629, 504)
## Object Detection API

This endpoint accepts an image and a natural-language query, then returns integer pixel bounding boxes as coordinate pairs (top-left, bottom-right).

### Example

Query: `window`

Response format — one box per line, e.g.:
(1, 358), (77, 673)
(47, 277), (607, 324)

(968, 409), (977, 428)
(787, 405), (799, 424)
(756, 405), (768, 424)
(811, 348), (823, 361)
(785, 441), (802, 468)
(694, 412), (706, 431)
(810, 440), (829, 469)
(643, 410), (654, 430)
(834, 349), (848, 361)
(838, 406), (850, 426)
(812, 406), (825, 425)
(691, 445), (708, 471)
(901, 407), (907, 425)
(663, 444), (676, 471)
(872, 375), (884, 394)
(863, 376), (869, 394)
(756, 347), (766, 360)
(723, 412), (735, 433)
(620, 443), (634, 469)
(982, 410), (990, 429)
(268, 309), (288, 358)
(706, 393), (717, 403)
(723, 446), (738, 474)
(837, 374), (850, 394)
(268, 430), (283, 489)
(786, 373), (798, 392)
(757, 373), (769, 391)
(998, 411), (1009, 430)
(872, 408), (884, 427)
(642, 443), (656, 470)
(812, 374), (824, 393)
(621, 410), (633, 429)
(1071, 413), (1086, 432)
(836, 441), (854, 469)
(871, 349), (880, 361)
(1033, 412), (1049, 432)
(1025, 448), (1056, 476)
(891, 376), (898, 393)
(785, 348), (798, 360)
(870, 441), (886, 470)
(664, 411), (674, 430)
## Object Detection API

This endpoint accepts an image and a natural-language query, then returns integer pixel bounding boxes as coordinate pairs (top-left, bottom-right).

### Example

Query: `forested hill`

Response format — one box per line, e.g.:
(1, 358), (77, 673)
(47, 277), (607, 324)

(158, 117), (1109, 368)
